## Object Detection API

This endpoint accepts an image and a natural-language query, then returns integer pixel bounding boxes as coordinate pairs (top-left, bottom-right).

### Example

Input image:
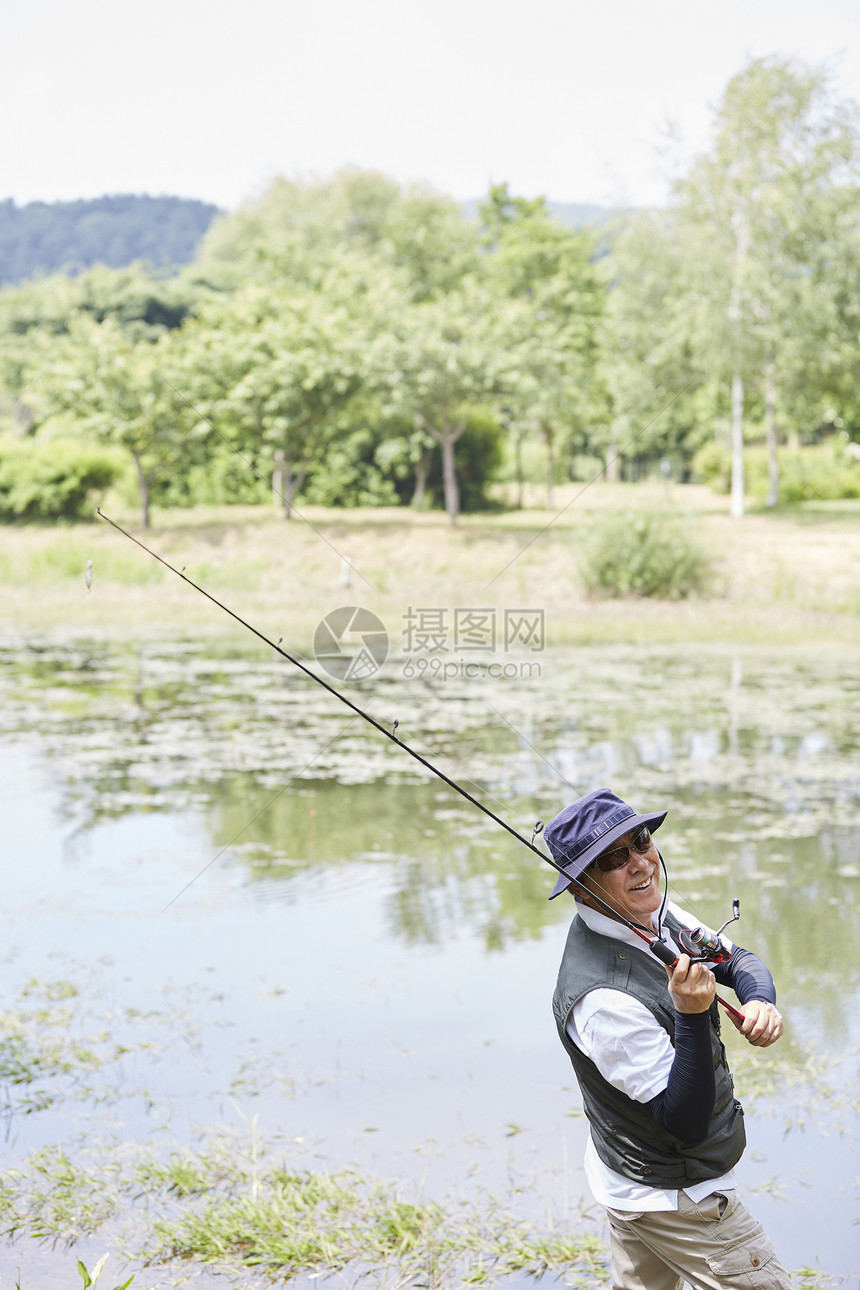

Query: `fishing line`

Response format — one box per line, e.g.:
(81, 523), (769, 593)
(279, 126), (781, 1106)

(97, 508), (566, 869)
(98, 507), (744, 1020)
(482, 698), (581, 794)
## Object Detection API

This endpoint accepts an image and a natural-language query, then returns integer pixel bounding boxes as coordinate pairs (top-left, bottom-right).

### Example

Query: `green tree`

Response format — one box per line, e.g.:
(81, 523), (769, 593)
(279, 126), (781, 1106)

(372, 418), (438, 508)
(193, 279), (376, 517)
(31, 315), (201, 527)
(0, 194), (218, 285)
(0, 263), (201, 342)
(600, 209), (703, 483)
(673, 55), (860, 514)
(197, 169), (478, 301)
(0, 264), (205, 440)
(382, 186), (479, 300)
(374, 282), (524, 525)
(479, 184), (606, 502)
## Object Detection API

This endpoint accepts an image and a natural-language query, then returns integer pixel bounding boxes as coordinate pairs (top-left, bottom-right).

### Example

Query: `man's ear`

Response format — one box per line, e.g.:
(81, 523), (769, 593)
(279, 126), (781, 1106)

(576, 879), (594, 906)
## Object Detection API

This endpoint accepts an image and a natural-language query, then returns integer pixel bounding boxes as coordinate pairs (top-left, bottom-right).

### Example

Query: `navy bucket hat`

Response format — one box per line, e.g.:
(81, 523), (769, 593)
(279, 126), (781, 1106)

(544, 787), (667, 900)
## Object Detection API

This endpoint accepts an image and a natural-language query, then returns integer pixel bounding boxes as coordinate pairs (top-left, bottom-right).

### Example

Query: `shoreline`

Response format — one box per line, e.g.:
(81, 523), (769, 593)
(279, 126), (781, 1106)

(2, 486), (859, 650)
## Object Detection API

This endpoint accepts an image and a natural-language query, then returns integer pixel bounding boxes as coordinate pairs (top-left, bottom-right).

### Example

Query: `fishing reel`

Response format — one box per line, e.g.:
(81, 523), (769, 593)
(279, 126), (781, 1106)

(677, 899), (740, 965)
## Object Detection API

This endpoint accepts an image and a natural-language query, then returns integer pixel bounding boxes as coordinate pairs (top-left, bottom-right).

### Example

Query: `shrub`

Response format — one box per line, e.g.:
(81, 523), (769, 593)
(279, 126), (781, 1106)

(156, 445), (270, 507)
(579, 508), (713, 599)
(692, 441), (860, 503)
(777, 445), (860, 502)
(302, 425), (400, 508)
(692, 441), (732, 494)
(0, 437), (125, 521)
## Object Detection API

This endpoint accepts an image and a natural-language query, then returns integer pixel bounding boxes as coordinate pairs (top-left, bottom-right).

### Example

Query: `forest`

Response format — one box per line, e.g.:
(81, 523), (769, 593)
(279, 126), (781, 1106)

(2, 55), (860, 529)
(0, 193), (220, 284)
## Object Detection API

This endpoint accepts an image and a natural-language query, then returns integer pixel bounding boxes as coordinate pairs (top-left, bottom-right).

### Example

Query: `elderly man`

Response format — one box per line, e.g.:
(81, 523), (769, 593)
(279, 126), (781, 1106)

(548, 787), (790, 1290)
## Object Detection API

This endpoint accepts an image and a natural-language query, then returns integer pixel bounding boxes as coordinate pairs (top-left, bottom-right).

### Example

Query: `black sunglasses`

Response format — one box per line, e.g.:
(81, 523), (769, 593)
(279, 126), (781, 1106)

(590, 826), (653, 873)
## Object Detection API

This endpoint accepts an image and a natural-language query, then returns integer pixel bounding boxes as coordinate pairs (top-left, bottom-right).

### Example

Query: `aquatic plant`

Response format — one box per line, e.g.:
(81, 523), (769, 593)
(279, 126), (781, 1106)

(137, 1148), (607, 1286)
(77, 1253), (134, 1289)
(0, 1133), (607, 1288)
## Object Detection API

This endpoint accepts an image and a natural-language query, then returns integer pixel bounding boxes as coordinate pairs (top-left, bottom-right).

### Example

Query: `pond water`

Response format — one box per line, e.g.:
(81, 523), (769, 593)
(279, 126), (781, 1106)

(0, 633), (858, 1286)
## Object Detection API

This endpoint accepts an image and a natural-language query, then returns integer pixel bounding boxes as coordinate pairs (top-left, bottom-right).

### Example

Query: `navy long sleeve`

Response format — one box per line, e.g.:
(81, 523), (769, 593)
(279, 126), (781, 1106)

(646, 1010), (715, 1143)
(647, 944), (777, 1143)
(712, 945), (777, 1006)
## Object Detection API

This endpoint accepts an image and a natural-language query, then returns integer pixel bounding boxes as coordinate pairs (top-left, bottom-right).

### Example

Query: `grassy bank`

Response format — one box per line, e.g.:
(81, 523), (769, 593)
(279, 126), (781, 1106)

(0, 974), (606, 1287)
(2, 484), (860, 649)
(1, 1137), (606, 1288)
(0, 975), (848, 1288)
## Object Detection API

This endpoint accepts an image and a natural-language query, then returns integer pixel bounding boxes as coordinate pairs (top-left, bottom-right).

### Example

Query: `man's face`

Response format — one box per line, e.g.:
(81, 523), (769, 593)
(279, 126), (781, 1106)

(580, 826), (662, 924)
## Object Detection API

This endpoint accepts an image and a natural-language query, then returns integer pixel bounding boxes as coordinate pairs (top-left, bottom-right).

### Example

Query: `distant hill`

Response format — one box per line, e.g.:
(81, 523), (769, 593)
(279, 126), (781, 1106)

(0, 190), (623, 287)
(0, 194), (221, 285)
(462, 199), (623, 228)
(546, 201), (624, 228)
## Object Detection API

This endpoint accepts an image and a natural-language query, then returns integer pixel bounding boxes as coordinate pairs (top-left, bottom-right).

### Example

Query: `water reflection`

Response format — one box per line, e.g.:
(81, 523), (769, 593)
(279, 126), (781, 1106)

(1, 635), (859, 1031)
(2, 633), (860, 1280)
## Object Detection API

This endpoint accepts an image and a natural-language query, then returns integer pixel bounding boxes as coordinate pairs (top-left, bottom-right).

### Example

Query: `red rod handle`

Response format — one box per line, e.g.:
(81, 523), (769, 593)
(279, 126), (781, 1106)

(715, 994), (746, 1024)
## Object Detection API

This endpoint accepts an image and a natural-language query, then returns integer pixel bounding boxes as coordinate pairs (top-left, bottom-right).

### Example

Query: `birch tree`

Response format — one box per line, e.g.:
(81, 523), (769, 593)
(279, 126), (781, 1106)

(674, 55), (860, 514)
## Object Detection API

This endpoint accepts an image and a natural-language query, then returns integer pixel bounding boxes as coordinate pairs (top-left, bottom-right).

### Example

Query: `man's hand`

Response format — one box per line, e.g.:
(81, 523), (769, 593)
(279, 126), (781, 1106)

(664, 954), (717, 1013)
(727, 1000), (783, 1048)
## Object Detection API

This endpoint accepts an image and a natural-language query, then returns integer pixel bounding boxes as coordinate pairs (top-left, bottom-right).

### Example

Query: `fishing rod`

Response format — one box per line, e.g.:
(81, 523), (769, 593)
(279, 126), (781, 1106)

(97, 508), (745, 1022)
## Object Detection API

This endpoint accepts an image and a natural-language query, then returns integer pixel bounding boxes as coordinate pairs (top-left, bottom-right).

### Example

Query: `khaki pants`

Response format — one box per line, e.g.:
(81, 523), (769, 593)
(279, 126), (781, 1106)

(605, 1190), (792, 1290)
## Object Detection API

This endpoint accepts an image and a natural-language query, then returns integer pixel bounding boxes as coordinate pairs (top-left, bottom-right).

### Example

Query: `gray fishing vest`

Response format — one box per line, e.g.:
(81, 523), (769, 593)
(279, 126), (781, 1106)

(552, 910), (746, 1189)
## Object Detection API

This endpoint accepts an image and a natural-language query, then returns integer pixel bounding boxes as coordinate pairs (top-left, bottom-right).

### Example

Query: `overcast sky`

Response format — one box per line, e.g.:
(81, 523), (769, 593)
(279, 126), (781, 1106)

(5, 0), (860, 212)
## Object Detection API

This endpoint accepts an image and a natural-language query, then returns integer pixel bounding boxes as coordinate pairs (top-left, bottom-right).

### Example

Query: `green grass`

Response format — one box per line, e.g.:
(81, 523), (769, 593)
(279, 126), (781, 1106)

(0, 995), (100, 1093)
(724, 1028), (860, 1133)
(77, 1254), (134, 1289)
(136, 1154), (609, 1287)
(0, 1133), (608, 1288)
(1, 486), (860, 650)
(0, 1146), (125, 1245)
(3, 1127), (839, 1288)
(0, 978), (188, 1119)
(0, 1129), (846, 1290)
(0, 536), (165, 587)
(132, 1135), (608, 1284)
(0, 1012), (852, 1290)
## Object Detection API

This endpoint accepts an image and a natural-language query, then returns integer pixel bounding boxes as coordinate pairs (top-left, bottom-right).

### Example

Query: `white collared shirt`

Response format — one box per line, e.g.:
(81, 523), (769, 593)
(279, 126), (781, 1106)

(566, 899), (736, 1211)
